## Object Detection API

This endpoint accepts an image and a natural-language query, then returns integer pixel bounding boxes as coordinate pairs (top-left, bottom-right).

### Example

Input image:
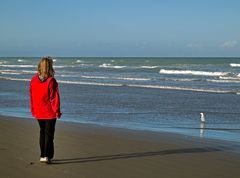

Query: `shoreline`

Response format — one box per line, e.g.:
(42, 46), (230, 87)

(1, 112), (240, 144)
(1, 115), (240, 178)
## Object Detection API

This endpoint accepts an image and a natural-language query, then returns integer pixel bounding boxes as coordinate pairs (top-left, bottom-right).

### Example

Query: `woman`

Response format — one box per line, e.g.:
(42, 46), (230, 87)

(30, 57), (62, 164)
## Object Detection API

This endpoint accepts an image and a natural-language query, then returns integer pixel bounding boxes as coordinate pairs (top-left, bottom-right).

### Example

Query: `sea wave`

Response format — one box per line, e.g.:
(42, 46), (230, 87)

(207, 79), (240, 83)
(81, 75), (108, 79)
(76, 60), (83, 63)
(76, 63), (95, 67)
(0, 64), (67, 68)
(0, 61), (7, 64)
(53, 65), (67, 68)
(98, 63), (160, 69)
(21, 70), (36, 74)
(162, 78), (202, 82)
(56, 74), (79, 77)
(159, 69), (227, 77)
(127, 84), (234, 94)
(116, 77), (151, 81)
(81, 75), (151, 81)
(219, 76), (236, 80)
(139, 66), (159, 69)
(0, 64), (35, 68)
(219, 76), (240, 80)
(230, 63), (240, 67)
(59, 80), (122, 86)
(17, 59), (25, 62)
(0, 76), (236, 94)
(99, 63), (126, 69)
(0, 69), (35, 75)
(0, 76), (31, 82)
(0, 71), (22, 75)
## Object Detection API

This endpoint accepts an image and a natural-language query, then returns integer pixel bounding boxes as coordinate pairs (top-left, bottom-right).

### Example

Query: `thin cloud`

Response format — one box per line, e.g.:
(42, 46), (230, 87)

(221, 40), (238, 48)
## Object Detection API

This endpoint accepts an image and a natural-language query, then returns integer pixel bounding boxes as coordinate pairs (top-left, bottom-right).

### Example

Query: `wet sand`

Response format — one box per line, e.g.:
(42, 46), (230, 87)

(0, 115), (240, 178)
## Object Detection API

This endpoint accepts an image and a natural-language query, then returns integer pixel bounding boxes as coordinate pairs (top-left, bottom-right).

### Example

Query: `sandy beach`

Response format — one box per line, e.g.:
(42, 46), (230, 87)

(0, 115), (240, 178)
(1, 0), (240, 177)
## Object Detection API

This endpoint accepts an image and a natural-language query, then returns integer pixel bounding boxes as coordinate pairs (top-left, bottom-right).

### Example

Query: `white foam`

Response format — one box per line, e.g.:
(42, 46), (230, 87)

(81, 75), (151, 81)
(0, 61), (7, 64)
(140, 66), (159, 69)
(99, 63), (111, 68)
(76, 60), (83, 63)
(76, 63), (94, 67)
(0, 76), (30, 81)
(164, 78), (200, 82)
(57, 74), (79, 77)
(219, 76), (238, 80)
(81, 75), (108, 79)
(159, 69), (227, 77)
(0, 69), (35, 74)
(0, 64), (71, 68)
(116, 77), (151, 81)
(207, 79), (240, 83)
(17, 59), (25, 62)
(0, 64), (35, 68)
(127, 84), (232, 93)
(58, 80), (123, 87)
(0, 71), (22, 75)
(99, 63), (126, 69)
(21, 70), (36, 74)
(219, 75), (240, 81)
(230, 63), (240, 67)
(53, 65), (67, 68)
(113, 66), (126, 69)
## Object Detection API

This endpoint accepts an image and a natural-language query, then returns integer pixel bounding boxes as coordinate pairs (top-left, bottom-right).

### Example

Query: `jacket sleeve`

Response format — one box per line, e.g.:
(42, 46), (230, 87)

(29, 80), (35, 117)
(49, 78), (62, 118)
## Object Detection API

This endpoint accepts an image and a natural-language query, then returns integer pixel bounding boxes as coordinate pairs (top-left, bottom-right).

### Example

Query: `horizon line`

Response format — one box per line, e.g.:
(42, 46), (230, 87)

(0, 56), (240, 58)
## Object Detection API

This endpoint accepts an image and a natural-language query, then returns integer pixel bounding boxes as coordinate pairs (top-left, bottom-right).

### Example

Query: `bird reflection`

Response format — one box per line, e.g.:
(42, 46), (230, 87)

(200, 122), (205, 137)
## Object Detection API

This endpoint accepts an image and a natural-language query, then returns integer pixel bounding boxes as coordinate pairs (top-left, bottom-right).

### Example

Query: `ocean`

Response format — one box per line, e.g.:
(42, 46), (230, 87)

(1, 57), (240, 142)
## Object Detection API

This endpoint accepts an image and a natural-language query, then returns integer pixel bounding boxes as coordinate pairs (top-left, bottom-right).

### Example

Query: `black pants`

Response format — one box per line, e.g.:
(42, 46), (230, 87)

(37, 119), (56, 159)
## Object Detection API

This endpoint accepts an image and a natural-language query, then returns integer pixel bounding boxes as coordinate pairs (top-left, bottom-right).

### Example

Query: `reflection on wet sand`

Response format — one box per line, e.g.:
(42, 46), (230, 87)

(200, 122), (205, 137)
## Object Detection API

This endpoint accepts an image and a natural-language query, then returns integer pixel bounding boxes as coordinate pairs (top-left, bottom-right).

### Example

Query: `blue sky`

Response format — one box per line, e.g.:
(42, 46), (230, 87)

(0, 0), (239, 57)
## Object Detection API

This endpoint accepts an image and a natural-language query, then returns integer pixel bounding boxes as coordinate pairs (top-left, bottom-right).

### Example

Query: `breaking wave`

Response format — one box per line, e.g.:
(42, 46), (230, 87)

(230, 63), (240, 67)
(0, 76), (236, 94)
(0, 64), (35, 68)
(139, 66), (160, 69)
(81, 75), (151, 81)
(159, 69), (228, 77)
(0, 64), (66, 68)
(99, 63), (126, 69)
(17, 59), (25, 62)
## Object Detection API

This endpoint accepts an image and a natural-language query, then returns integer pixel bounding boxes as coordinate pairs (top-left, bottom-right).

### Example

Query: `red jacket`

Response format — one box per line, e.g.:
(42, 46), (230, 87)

(30, 73), (62, 119)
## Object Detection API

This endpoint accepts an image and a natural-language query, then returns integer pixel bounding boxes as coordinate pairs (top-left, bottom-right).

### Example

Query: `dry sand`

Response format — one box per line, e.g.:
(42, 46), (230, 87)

(0, 115), (240, 178)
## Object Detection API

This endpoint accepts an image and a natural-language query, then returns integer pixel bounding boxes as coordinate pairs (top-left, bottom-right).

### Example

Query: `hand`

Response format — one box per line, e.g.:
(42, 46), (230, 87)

(56, 112), (62, 119)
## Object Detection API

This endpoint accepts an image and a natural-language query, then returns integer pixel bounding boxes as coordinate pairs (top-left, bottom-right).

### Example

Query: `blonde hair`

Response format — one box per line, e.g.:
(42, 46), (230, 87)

(38, 57), (55, 78)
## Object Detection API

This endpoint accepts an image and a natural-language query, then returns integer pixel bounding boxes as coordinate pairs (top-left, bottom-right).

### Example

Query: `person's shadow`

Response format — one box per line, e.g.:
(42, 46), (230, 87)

(51, 146), (230, 165)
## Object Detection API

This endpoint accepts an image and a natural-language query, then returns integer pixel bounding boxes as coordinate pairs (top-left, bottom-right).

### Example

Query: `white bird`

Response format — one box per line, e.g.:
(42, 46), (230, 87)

(200, 112), (205, 123)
